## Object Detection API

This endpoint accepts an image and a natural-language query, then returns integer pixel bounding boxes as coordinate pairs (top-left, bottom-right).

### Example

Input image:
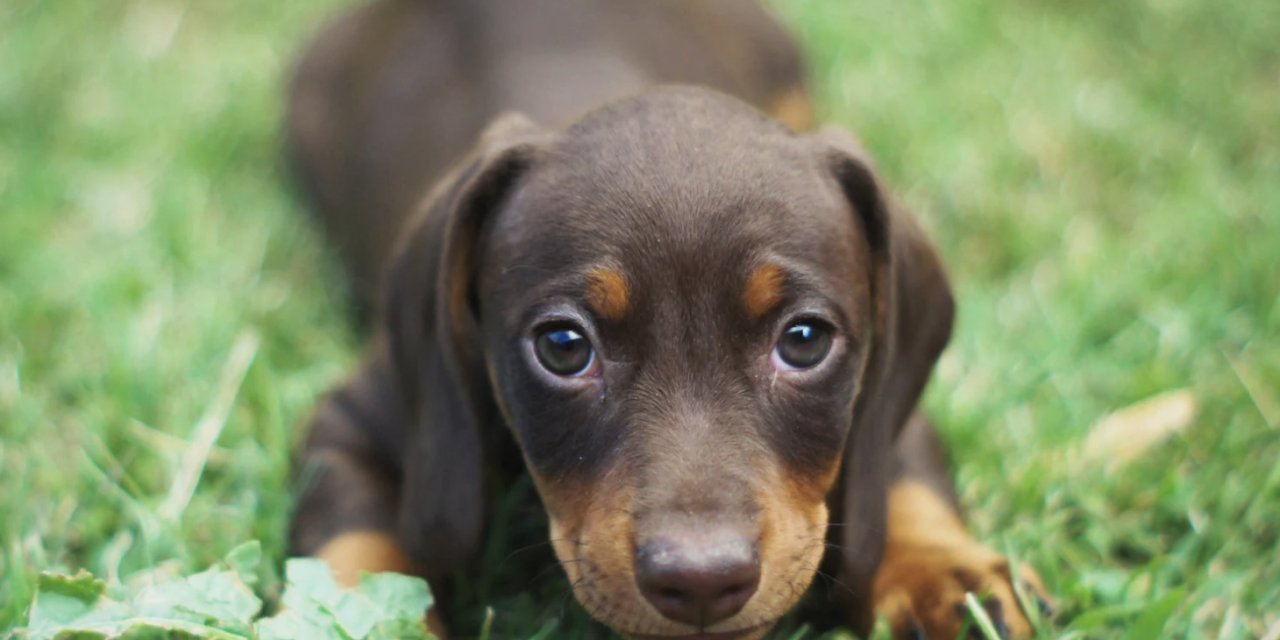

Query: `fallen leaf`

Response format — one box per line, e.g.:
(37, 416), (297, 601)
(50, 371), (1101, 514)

(1082, 389), (1197, 469)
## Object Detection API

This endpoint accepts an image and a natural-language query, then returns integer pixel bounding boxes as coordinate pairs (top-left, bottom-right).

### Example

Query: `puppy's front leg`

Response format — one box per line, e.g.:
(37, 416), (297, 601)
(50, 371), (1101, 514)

(872, 413), (1052, 639)
(290, 351), (446, 636)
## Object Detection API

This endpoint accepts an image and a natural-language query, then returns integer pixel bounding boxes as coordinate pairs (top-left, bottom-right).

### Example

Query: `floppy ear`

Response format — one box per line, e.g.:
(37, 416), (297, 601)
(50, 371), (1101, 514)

(380, 113), (551, 582)
(815, 127), (956, 624)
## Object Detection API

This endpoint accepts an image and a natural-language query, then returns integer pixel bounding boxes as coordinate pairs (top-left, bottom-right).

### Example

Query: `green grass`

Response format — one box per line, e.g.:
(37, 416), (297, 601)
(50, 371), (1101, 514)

(2, 0), (1277, 637)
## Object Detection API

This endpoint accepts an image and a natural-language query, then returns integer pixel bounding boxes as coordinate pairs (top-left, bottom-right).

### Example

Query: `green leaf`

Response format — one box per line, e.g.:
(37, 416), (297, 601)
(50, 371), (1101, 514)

(367, 618), (434, 640)
(38, 571), (107, 605)
(356, 572), (433, 621)
(278, 558), (345, 612)
(28, 571), (105, 626)
(353, 573), (433, 640)
(179, 566), (262, 624)
(20, 543), (434, 640)
(26, 571), (110, 637)
(222, 541), (263, 586)
(257, 557), (434, 640)
(23, 563), (262, 639)
(255, 606), (350, 640)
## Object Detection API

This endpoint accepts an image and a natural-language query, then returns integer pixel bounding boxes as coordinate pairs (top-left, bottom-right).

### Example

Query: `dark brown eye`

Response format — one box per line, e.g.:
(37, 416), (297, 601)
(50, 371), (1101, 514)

(774, 320), (833, 370)
(534, 324), (594, 376)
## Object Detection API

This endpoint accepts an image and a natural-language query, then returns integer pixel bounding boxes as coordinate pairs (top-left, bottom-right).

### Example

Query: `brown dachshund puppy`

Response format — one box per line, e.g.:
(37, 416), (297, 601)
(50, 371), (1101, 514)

(286, 1), (1050, 638)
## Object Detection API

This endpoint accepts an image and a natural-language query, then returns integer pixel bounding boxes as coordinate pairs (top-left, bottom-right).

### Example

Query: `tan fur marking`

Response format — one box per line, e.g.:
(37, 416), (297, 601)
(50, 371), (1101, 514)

(873, 480), (1050, 638)
(585, 267), (630, 321)
(883, 481), (972, 550)
(770, 86), (815, 132)
(748, 464), (829, 631)
(315, 531), (416, 588)
(743, 263), (786, 321)
(538, 458), (827, 638)
(784, 457), (843, 507)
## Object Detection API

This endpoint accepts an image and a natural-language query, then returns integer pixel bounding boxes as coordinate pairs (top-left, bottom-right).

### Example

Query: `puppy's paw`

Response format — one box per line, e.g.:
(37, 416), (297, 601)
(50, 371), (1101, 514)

(872, 543), (1051, 639)
(873, 481), (1053, 639)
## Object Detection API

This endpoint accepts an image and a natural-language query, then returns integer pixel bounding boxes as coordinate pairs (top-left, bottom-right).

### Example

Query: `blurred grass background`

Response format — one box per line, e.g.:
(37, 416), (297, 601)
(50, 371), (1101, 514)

(1, 0), (1277, 637)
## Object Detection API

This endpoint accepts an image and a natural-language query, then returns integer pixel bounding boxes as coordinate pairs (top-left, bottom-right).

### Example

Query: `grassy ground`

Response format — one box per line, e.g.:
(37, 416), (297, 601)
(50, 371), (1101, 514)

(1, 0), (1277, 637)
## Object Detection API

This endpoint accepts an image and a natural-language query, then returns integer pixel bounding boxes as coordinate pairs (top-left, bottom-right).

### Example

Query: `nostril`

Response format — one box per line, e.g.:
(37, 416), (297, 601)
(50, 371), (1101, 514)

(709, 569), (759, 615)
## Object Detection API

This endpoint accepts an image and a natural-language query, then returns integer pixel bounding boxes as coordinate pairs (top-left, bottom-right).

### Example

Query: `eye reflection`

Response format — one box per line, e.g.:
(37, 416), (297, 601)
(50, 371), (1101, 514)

(534, 324), (595, 376)
(774, 320), (833, 369)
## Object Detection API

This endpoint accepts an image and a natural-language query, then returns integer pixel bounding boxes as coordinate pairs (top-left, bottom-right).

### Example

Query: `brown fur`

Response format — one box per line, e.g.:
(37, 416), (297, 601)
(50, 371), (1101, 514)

(285, 2), (1049, 638)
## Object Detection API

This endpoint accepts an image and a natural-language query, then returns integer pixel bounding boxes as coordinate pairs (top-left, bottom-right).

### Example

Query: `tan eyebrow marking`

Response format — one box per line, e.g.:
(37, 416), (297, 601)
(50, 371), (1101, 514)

(585, 267), (630, 321)
(743, 263), (786, 321)
(770, 85), (814, 133)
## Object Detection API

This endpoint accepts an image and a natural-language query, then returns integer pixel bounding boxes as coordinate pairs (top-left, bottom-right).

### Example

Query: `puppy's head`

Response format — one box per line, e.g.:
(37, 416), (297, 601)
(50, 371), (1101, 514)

(387, 87), (952, 638)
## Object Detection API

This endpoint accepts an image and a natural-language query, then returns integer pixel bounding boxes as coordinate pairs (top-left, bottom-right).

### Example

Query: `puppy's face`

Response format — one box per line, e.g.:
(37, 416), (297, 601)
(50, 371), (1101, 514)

(474, 95), (876, 638)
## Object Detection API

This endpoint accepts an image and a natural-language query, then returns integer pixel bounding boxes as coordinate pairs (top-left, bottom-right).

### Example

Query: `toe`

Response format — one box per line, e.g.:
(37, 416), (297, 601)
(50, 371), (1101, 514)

(879, 588), (926, 640)
(1016, 564), (1056, 619)
(987, 575), (1035, 638)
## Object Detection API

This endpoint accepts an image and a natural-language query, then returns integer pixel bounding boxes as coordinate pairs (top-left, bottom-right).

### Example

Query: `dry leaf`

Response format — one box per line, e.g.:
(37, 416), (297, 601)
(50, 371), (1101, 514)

(1082, 389), (1197, 469)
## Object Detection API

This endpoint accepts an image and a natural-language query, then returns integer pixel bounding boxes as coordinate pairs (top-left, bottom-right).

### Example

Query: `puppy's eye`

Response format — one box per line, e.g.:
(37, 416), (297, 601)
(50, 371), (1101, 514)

(534, 324), (595, 376)
(773, 319), (833, 370)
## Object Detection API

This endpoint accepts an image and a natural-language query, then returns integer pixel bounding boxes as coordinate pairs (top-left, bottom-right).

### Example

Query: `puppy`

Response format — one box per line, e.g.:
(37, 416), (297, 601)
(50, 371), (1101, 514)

(285, 1), (1049, 638)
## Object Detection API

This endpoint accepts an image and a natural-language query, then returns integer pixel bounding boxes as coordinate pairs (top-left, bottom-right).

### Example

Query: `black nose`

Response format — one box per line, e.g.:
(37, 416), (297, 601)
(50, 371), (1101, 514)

(635, 532), (761, 627)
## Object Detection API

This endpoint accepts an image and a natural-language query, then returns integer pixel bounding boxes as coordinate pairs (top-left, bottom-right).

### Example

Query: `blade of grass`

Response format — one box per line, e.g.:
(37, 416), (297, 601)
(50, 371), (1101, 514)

(478, 606), (494, 640)
(158, 330), (259, 521)
(964, 592), (1003, 640)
